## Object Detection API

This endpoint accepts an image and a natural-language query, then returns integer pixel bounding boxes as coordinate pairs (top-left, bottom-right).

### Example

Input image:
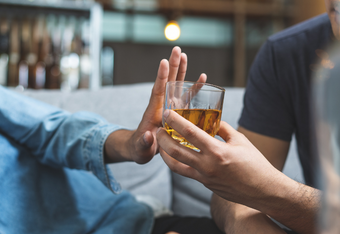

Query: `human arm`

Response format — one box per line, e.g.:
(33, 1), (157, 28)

(0, 85), (116, 170)
(0, 85), (125, 189)
(0, 46), (205, 191)
(209, 34), (321, 234)
(104, 46), (207, 164)
(211, 193), (286, 234)
(157, 110), (321, 234)
(211, 126), (291, 234)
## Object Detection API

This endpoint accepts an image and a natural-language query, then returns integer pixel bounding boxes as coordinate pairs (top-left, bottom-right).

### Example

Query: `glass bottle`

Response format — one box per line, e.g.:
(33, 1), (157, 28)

(0, 18), (9, 86)
(7, 19), (20, 87)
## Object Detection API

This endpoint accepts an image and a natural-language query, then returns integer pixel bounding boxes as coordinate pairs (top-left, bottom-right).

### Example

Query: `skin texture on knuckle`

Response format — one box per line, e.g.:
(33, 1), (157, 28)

(208, 143), (230, 167)
(169, 163), (181, 175)
(164, 115), (175, 128)
(169, 61), (180, 69)
(203, 164), (217, 178)
(167, 145), (183, 162)
(157, 134), (170, 151)
(181, 125), (197, 140)
(213, 144), (226, 161)
(143, 114), (160, 129)
(184, 154), (198, 169)
(151, 86), (164, 99)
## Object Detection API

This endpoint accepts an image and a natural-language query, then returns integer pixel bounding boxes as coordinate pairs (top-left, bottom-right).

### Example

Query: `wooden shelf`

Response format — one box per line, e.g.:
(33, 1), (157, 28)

(0, 0), (103, 90)
(0, 0), (95, 17)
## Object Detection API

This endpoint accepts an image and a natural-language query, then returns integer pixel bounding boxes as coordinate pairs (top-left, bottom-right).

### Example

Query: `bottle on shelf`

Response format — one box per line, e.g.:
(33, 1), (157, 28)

(7, 19), (20, 87)
(79, 18), (91, 89)
(43, 31), (55, 89)
(18, 18), (30, 89)
(60, 16), (80, 91)
(32, 16), (48, 89)
(46, 15), (62, 89)
(69, 17), (82, 90)
(30, 16), (46, 89)
(0, 18), (9, 86)
(2, 4), (98, 90)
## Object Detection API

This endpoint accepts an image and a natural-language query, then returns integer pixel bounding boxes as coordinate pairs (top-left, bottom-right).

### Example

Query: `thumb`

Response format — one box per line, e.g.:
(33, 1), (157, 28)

(139, 131), (154, 150)
(133, 131), (155, 164)
(217, 121), (237, 142)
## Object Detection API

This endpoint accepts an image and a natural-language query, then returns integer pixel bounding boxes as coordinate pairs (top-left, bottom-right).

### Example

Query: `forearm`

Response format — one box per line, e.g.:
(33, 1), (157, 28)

(104, 129), (136, 163)
(236, 127), (320, 233)
(211, 193), (285, 234)
(257, 174), (320, 234)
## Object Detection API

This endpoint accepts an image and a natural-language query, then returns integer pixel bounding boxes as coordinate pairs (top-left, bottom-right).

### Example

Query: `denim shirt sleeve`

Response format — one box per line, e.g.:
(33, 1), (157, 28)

(0, 86), (123, 193)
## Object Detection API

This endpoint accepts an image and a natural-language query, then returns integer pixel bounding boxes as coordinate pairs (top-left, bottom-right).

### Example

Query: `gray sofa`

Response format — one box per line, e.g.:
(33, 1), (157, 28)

(19, 82), (304, 217)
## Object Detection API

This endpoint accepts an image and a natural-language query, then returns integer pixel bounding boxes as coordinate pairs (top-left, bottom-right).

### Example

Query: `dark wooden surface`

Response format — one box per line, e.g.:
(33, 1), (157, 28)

(104, 42), (233, 87)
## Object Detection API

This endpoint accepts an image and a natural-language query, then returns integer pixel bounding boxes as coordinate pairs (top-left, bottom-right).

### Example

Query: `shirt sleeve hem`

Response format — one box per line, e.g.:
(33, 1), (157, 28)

(83, 124), (126, 194)
(238, 118), (293, 142)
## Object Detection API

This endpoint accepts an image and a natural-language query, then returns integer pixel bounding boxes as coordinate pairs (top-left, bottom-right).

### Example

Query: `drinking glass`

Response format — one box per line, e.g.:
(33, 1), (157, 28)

(163, 81), (225, 150)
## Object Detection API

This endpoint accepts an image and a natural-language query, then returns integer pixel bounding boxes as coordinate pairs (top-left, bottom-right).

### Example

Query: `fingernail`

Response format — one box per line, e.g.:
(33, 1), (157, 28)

(156, 127), (162, 134)
(163, 109), (170, 119)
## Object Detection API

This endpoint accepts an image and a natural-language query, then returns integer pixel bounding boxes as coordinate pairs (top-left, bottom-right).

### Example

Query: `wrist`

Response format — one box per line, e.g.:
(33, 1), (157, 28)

(242, 167), (293, 214)
(258, 173), (301, 216)
(104, 129), (135, 163)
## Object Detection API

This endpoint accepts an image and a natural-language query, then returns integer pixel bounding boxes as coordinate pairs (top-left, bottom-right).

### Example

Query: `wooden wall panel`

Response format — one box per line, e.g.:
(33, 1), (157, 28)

(294, 0), (326, 24)
(103, 42), (233, 87)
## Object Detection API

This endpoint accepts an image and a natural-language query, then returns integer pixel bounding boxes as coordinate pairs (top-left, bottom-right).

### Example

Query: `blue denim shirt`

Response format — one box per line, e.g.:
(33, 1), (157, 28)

(0, 86), (154, 234)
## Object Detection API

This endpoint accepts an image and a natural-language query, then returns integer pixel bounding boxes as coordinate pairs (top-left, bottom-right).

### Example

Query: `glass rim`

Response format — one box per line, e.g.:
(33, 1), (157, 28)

(166, 81), (225, 92)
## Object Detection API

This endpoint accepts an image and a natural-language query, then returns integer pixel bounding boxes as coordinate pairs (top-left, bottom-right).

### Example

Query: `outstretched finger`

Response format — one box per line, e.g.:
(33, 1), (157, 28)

(176, 53), (187, 81)
(217, 121), (238, 142)
(168, 46), (182, 82)
(196, 73), (207, 83)
(181, 73), (207, 100)
(148, 59), (169, 107)
(138, 59), (169, 132)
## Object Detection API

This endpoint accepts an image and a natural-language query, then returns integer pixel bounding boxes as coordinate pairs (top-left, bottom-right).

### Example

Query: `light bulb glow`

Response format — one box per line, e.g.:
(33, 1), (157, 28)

(165, 21), (181, 41)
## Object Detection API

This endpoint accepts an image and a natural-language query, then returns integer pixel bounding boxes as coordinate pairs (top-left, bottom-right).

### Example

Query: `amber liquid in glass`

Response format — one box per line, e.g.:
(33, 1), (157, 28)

(165, 108), (222, 150)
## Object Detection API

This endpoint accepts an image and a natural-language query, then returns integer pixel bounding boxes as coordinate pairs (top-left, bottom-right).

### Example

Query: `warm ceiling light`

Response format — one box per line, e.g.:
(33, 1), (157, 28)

(164, 20), (181, 41)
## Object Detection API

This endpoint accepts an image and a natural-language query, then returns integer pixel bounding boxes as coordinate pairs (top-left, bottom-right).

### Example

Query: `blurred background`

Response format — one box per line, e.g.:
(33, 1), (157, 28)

(0, 0), (326, 91)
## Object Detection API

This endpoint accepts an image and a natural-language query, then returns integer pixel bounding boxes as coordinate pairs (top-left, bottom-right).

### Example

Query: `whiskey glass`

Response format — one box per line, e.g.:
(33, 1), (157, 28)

(163, 81), (225, 150)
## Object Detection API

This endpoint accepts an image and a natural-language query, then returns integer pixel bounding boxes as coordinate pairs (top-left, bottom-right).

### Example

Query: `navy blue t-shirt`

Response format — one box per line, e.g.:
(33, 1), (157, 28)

(239, 13), (333, 187)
